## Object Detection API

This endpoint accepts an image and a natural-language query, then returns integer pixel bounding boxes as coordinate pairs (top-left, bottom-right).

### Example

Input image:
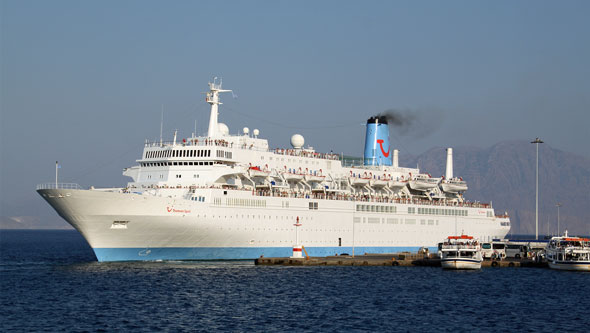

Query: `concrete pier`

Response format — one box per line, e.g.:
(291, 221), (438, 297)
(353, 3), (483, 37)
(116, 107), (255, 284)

(255, 253), (548, 268)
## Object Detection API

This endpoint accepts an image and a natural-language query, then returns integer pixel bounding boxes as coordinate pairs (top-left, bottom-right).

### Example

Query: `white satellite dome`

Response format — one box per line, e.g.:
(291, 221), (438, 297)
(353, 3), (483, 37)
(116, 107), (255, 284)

(291, 134), (304, 149)
(253, 129), (259, 137)
(243, 127), (250, 135)
(218, 123), (229, 136)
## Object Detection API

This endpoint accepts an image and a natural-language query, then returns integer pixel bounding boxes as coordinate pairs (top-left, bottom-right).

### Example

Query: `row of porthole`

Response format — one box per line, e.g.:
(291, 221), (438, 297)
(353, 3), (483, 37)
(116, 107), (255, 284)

(195, 215), (313, 221)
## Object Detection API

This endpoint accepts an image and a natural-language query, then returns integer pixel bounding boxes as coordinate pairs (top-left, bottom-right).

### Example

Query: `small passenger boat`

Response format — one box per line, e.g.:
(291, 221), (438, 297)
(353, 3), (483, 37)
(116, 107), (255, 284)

(439, 235), (483, 270)
(546, 231), (590, 271)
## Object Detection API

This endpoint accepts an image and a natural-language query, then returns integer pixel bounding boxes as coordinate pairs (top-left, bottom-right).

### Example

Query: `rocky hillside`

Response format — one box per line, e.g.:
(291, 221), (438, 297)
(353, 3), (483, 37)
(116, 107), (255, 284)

(400, 141), (590, 235)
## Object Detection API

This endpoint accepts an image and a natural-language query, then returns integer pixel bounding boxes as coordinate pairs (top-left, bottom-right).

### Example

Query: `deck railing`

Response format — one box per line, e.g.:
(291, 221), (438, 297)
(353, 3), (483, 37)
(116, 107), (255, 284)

(36, 183), (84, 190)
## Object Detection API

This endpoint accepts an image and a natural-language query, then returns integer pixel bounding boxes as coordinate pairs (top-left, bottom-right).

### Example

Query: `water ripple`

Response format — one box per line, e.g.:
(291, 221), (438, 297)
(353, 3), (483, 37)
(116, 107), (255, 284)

(1, 230), (590, 332)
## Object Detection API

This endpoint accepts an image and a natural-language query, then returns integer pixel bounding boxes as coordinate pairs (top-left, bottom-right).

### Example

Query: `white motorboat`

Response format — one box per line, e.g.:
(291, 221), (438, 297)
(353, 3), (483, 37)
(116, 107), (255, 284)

(546, 231), (590, 271)
(439, 235), (483, 270)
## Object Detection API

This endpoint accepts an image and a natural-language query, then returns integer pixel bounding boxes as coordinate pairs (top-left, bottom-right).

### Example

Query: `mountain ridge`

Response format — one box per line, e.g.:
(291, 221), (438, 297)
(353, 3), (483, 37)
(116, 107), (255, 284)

(400, 140), (590, 235)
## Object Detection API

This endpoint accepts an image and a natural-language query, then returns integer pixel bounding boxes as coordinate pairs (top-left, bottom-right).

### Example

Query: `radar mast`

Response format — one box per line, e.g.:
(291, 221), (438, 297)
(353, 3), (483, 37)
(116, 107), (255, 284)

(205, 77), (232, 138)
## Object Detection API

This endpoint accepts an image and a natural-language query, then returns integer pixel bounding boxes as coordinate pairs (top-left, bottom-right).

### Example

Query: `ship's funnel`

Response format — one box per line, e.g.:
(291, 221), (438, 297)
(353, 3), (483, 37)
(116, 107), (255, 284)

(393, 149), (399, 168)
(445, 148), (453, 179)
(364, 116), (392, 166)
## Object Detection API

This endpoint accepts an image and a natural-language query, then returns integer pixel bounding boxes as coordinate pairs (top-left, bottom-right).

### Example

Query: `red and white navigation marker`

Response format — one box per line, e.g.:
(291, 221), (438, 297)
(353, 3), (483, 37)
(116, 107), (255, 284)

(291, 216), (303, 258)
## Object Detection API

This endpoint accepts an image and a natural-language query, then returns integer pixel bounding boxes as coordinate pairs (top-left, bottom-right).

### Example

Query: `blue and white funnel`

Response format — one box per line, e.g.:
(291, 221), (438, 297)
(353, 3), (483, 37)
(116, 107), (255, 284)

(364, 116), (392, 166)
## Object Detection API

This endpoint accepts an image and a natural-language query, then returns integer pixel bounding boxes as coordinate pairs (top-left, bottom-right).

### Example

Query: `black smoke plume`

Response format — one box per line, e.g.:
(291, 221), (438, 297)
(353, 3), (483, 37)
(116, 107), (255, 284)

(378, 108), (444, 137)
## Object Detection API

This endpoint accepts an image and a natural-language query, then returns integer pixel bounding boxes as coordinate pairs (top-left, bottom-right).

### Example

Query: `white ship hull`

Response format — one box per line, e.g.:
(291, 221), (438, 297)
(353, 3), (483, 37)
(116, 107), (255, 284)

(547, 261), (590, 271)
(440, 259), (482, 270)
(38, 188), (509, 262)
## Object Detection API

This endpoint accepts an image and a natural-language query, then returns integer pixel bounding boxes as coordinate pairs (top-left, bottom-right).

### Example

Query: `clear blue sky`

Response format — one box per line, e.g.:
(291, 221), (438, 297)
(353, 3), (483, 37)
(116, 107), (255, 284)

(1, 0), (589, 220)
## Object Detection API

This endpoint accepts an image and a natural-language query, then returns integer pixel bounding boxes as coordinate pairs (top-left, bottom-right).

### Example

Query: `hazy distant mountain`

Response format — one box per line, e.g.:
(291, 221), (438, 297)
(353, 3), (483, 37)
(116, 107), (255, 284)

(400, 141), (590, 235)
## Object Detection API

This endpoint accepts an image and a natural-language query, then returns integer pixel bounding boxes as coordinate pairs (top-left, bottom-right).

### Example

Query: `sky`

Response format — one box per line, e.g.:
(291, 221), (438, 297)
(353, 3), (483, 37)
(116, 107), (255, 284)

(1, 0), (589, 222)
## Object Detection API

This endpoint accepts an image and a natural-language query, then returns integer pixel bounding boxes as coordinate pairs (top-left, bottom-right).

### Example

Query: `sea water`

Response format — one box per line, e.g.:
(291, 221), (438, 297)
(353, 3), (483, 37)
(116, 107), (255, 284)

(1, 230), (589, 332)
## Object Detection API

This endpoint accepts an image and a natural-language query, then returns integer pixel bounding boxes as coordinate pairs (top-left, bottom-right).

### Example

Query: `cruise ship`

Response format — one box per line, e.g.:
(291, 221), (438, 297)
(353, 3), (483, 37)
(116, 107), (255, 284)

(37, 78), (510, 261)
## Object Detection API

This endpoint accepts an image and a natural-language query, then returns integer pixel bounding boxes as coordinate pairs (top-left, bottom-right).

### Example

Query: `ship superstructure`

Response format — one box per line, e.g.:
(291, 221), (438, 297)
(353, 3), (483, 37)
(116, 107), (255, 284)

(37, 78), (510, 261)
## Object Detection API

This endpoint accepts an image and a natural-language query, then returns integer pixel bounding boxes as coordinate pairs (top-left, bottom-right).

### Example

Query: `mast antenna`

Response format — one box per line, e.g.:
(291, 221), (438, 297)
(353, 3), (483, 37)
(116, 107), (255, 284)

(160, 104), (164, 146)
(205, 77), (232, 138)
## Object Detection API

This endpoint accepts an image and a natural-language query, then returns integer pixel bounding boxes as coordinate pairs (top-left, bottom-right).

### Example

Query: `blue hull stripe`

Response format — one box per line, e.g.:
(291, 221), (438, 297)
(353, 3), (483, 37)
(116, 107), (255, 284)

(93, 246), (437, 262)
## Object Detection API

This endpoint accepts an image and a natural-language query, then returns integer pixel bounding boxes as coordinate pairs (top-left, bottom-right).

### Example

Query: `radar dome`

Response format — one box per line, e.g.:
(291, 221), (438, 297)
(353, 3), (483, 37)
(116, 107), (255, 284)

(291, 134), (304, 149)
(218, 123), (229, 136)
(253, 129), (260, 137)
(243, 127), (250, 135)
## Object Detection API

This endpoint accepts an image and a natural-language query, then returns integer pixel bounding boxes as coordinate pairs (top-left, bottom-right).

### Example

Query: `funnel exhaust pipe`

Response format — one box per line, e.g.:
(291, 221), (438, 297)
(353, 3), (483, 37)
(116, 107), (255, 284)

(363, 116), (392, 166)
(445, 148), (453, 179)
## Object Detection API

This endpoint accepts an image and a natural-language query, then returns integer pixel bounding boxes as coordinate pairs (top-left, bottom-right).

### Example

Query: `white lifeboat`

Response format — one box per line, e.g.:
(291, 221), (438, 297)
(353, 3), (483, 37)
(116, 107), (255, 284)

(248, 165), (270, 178)
(282, 166), (304, 181)
(349, 171), (371, 186)
(408, 173), (440, 191)
(441, 177), (468, 193)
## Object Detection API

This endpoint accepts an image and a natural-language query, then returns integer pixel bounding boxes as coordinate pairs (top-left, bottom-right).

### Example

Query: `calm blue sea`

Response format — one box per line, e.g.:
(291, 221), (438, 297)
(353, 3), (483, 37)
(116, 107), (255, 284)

(1, 230), (589, 332)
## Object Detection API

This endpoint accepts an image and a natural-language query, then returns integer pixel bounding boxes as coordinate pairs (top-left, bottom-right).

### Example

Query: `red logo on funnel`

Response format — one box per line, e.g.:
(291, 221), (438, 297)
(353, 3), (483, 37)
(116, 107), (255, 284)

(377, 139), (390, 157)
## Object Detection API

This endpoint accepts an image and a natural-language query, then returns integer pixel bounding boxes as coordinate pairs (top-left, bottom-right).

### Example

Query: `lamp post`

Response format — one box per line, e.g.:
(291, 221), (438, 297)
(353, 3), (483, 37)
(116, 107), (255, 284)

(556, 203), (562, 236)
(531, 138), (543, 240)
